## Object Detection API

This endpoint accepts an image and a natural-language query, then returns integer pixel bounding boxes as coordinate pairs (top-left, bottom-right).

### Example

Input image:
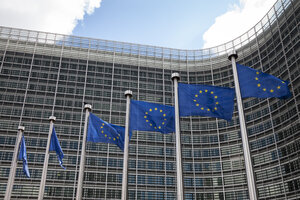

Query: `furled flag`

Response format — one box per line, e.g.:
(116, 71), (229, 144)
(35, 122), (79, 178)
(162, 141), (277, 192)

(237, 63), (291, 99)
(87, 113), (131, 151)
(18, 136), (30, 178)
(49, 127), (65, 169)
(178, 83), (235, 121)
(130, 100), (175, 134)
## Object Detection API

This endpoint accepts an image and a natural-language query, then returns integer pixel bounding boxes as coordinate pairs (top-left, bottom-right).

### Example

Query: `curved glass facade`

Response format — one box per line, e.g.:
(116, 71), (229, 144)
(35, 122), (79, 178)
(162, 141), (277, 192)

(0, 0), (299, 199)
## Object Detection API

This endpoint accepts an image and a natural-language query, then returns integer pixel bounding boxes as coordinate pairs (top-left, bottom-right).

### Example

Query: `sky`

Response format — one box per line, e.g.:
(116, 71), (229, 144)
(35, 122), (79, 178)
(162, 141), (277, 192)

(0, 0), (277, 49)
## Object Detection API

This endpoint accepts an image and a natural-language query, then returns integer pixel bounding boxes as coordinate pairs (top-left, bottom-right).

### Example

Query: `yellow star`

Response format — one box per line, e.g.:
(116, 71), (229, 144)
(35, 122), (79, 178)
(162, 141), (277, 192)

(101, 126), (103, 129)
(215, 96), (218, 99)
(270, 89), (274, 93)
(263, 88), (266, 91)
(214, 107), (217, 110)
(257, 83), (261, 87)
(195, 94), (198, 97)
(149, 109), (152, 111)
(109, 137), (111, 139)
(146, 120), (149, 122)
(102, 123), (105, 126)
(196, 104), (199, 106)
(158, 126), (161, 129)
(255, 77), (258, 80)
(207, 108), (210, 111)
(201, 107), (204, 110)
(162, 122), (165, 125)
(205, 90), (208, 92)
(211, 91), (214, 94)
(256, 72), (259, 75)
(199, 90), (202, 93)
(150, 124), (152, 126)
(155, 108), (157, 110)
(113, 138), (116, 141)
(216, 102), (219, 105)
(154, 127), (157, 129)
(144, 116), (147, 118)
(117, 137), (119, 139)
(277, 86), (281, 89)
(145, 112), (148, 114)
(193, 99), (197, 102)
(101, 130), (104, 134)
(164, 119), (167, 121)
(163, 114), (166, 117)
(160, 110), (162, 112)
(105, 134), (107, 137)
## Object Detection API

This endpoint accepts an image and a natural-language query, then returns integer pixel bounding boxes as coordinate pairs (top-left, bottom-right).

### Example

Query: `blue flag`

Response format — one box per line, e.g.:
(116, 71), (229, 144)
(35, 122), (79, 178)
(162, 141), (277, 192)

(178, 83), (235, 121)
(130, 100), (175, 134)
(49, 127), (65, 169)
(87, 113), (131, 151)
(18, 136), (30, 178)
(237, 63), (291, 99)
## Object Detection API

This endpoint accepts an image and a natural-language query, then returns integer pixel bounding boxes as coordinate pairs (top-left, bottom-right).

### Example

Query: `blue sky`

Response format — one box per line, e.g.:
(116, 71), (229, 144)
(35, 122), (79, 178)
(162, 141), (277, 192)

(72, 0), (239, 49)
(0, 0), (277, 49)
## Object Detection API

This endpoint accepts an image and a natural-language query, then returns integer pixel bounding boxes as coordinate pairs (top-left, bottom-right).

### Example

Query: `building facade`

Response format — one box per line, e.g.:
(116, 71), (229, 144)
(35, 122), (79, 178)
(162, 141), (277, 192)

(0, 0), (299, 199)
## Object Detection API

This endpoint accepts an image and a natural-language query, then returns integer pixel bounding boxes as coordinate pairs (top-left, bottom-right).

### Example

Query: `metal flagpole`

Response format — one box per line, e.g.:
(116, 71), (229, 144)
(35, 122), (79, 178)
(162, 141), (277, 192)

(228, 51), (257, 200)
(76, 104), (92, 200)
(38, 116), (56, 200)
(121, 90), (132, 200)
(5, 126), (25, 200)
(171, 73), (184, 200)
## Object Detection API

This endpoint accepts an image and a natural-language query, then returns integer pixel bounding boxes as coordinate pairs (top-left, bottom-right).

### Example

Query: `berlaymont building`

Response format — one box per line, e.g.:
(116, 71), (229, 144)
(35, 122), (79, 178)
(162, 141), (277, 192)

(0, 0), (299, 199)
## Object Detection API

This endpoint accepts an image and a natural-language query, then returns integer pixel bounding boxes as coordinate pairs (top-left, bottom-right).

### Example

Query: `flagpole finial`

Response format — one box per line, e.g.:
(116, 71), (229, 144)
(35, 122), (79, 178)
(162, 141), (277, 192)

(124, 90), (132, 97)
(228, 50), (238, 61)
(18, 126), (25, 131)
(49, 116), (56, 122)
(84, 104), (92, 111)
(171, 72), (180, 80)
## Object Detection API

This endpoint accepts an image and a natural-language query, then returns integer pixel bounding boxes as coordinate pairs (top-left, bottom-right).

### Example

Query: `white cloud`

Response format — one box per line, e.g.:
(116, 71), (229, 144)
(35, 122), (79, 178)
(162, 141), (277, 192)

(0, 0), (101, 35)
(203, 0), (277, 49)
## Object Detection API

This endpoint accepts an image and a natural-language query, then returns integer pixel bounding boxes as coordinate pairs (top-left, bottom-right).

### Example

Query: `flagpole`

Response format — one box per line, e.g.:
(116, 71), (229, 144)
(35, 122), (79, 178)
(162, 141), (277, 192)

(171, 73), (184, 200)
(121, 90), (132, 200)
(228, 51), (257, 200)
(5, 126), (25, 200)
(76, 104), (92, 200)
(38, 116), (56, 200)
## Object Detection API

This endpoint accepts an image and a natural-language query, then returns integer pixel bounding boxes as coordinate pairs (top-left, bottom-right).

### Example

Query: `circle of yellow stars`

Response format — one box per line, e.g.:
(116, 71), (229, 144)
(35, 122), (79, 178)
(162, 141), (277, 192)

(255, 71), (284, 93)
(144, 107), (167, 130)
(193, 89), (218, 112)
(100, 123), (120, 141)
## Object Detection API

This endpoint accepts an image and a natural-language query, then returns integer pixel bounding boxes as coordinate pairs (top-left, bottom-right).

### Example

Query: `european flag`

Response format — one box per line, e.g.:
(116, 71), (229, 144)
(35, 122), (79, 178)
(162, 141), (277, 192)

(49, 127), (65, 169)
(237, 63), (291, 99)
(18, 136), (30, 178)
(178, 83), (235, 121)
(87, 113), (131, 151)
(130, 100), (175, 134)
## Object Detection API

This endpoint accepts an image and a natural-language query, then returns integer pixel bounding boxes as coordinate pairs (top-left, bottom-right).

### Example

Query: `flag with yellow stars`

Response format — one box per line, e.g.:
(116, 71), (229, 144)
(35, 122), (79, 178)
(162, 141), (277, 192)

(237, 64), (291, 99)
(19, 135), (30, 178)
(178, 83), (235, 121)
(130, 100), (175, 134)
(49, 126), (65, 169)
(87, 113), (131, 151)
